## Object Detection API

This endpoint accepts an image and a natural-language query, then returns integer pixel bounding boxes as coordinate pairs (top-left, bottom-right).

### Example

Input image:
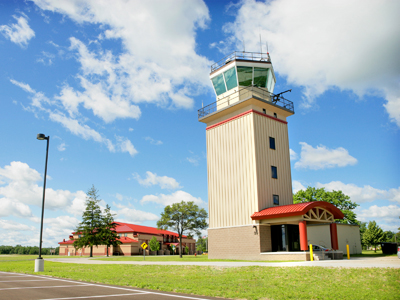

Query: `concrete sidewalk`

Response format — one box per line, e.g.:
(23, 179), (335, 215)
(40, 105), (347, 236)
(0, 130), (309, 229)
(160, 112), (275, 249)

(46, 256), (400, 268)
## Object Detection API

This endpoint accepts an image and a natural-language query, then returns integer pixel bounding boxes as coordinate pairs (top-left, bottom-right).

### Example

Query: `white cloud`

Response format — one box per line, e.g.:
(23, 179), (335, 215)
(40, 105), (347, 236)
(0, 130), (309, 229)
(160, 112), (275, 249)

(289, 149), (298, 161)
(140, 190), (205, 207)
(116, 136), (138, 157)
(134, 171), (181, 190)
(292, 180), (306, 194)
(36, 51), (55, 65)
(356, 205), (400, 232)
(57, 142), (66, 151)
(32, 0), (212, 117)
(11, 79), (138, 157)
(187, 157), (199, 166)
(316, 181), (400, 204)
(222, 0), (400, 127)
(145, 137), (163, 146)
(65, 191), (87, 216)
(114, 203), (159, 224)
(0, 14), (35, 47)
(0, 161), (85, 212)
(0, 220), (36, 231)
(294, 142), (357, 170)
(48, 111), (115, 152)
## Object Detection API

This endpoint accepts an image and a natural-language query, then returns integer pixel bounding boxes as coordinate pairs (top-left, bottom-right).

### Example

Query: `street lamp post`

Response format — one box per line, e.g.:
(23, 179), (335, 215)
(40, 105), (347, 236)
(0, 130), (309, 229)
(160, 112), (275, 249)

(35, 133), (50, 272)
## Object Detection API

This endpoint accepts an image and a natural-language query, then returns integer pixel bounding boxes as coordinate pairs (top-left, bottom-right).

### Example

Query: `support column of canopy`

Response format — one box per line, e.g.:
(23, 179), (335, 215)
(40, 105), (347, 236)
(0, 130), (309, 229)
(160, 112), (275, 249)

(330, 223), (339, 250)
(299, 220), (308, 251)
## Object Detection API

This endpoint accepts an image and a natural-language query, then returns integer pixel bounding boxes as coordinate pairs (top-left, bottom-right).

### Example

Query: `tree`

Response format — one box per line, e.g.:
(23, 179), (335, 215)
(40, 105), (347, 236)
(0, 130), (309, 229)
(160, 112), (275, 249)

(359, 222), (367, 249)
(383, 231), (395, 242)
(74, 185), (104, 257)
(149, 236), (160, 253)
(293, 187), (359, 224)
(363, 221), (385, 252)
(196, 237), (207, 252)
(157, 201), (208, 258)
(98, 204), (121, 257)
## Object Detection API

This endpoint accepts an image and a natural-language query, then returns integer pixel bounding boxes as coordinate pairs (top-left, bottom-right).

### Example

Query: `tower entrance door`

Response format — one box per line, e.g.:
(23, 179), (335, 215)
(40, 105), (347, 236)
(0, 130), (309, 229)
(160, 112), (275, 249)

(271, 224), (300, 252)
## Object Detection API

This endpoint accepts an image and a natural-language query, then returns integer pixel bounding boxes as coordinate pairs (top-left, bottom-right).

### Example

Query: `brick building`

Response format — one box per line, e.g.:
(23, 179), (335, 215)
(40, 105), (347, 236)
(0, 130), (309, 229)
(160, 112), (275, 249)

(58, 222), (196, 256)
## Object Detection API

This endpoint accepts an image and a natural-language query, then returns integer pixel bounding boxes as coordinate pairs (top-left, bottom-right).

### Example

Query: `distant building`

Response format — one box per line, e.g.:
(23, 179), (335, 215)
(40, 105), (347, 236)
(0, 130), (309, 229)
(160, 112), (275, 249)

(58, 222), (196, 256)
(198, 51), (351, 260)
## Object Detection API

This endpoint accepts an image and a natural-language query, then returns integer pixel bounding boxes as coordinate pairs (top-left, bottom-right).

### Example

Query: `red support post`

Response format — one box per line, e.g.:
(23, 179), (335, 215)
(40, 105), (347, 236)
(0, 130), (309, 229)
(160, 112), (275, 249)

(330, 223), (339, 250)
(299, 221), (308, 251)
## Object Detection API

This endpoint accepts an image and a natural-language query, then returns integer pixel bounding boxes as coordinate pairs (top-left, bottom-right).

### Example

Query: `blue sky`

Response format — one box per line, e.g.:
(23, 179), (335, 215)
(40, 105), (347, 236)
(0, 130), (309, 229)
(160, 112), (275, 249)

(0, 0), (399, 248)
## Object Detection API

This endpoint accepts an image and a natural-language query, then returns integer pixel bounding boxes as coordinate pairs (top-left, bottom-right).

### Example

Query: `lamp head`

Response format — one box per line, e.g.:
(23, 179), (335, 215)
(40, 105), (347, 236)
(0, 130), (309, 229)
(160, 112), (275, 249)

(37, 133), (47, 140)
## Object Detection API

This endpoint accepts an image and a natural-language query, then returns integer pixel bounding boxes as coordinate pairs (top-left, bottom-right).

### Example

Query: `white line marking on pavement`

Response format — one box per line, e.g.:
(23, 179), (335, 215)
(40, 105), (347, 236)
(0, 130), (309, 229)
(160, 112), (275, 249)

(0, 272), (213, 300)
(40, 292), (148, 300)
(0, 284), (90, 291)
(0, 279), (55, 282)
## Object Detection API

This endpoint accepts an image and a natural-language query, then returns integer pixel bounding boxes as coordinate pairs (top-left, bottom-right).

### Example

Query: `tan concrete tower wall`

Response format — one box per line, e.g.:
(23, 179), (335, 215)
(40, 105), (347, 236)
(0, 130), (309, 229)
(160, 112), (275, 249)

(253, 113), (293, 210)
(207, 112), (258, 228)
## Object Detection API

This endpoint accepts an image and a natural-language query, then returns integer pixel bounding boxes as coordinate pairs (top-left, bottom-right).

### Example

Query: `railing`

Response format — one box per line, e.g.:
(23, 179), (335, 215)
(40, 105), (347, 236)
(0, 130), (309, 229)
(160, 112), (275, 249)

(198, 86), (294, 119)
(211, 51), (271, 73)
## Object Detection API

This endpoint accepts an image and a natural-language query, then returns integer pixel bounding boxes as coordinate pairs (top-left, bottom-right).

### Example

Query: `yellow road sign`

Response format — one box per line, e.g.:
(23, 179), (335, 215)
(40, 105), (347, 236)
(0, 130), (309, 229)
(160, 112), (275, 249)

(141, 242), (148, 249)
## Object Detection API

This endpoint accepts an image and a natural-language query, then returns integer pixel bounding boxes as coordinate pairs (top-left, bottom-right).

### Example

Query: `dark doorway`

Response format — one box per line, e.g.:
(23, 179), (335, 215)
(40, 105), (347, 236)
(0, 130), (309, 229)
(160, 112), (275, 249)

(271, 225), (300, 252)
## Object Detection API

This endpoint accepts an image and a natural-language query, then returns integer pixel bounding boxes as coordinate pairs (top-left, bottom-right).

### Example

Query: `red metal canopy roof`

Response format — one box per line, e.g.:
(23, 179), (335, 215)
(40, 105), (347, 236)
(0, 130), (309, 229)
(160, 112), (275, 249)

(251, 201), (344, 220)
(118, 236), (139, 244)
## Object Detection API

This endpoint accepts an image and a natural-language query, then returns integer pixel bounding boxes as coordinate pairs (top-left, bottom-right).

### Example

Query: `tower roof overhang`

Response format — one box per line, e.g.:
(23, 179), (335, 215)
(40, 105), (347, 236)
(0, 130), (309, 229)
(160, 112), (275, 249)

(251, 201), (345, 222)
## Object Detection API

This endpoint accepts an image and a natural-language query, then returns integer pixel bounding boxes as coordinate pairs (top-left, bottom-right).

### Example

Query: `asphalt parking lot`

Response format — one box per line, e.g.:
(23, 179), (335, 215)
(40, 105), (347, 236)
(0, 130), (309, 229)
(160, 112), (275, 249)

(0, 271), (221, 300)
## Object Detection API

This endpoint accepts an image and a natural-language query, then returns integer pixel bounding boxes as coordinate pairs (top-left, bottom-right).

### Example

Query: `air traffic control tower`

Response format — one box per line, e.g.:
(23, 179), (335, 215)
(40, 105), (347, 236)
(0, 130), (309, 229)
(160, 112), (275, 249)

(198, 51), (345, 261)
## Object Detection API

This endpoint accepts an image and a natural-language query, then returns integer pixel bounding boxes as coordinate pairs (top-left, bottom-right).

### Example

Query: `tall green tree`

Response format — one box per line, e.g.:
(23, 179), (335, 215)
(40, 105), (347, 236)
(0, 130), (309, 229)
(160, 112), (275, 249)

(157, 201), (208, 258)
(359, 222), (367, 249)
(149, 236), (160, 253)
(196, 236), (208, 252)
(362, 221), (385, 252)
(293, 187), (359, 224)
(98, 204), (121, 257)
(74, 185), (104, 257)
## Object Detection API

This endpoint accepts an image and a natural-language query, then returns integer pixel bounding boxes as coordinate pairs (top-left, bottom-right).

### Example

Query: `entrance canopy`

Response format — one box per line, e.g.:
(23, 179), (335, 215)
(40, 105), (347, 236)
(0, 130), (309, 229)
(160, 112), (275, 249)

(251, 201), (344, 222)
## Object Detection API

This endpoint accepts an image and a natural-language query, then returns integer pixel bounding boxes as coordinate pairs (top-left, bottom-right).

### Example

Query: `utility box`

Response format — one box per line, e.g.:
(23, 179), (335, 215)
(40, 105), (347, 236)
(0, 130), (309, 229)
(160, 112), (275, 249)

(381, 242), (398, 254)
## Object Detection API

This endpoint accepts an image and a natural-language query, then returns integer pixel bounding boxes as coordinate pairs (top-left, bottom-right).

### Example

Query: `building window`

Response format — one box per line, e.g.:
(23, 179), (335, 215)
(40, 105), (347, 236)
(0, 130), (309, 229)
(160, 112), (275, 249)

(119, 233), (122, 237)
(78, 235), (81, 238)
(274, 113), (277, 118)
(124, 233), (127, 237)
(271, 166), (277, 179)
(262, 108), (266, 114)
(269, 137), (275, 150)
(273, 195), (279, 205)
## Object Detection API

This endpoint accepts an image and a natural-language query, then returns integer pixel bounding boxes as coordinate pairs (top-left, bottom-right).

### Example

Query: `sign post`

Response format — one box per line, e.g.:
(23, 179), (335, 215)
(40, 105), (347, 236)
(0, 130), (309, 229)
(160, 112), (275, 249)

(141, 242), (148, 261)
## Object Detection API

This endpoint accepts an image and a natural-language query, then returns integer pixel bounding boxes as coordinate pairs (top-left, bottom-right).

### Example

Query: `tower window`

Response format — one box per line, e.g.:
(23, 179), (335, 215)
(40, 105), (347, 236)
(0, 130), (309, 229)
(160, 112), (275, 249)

(269, 137), (275, 150)
(271, 166), (277, 179)
(263, 108), (266, 114)
(273, 195), (279, 205)
(211, 74), (227, 96)
(274, 113), (277, 118)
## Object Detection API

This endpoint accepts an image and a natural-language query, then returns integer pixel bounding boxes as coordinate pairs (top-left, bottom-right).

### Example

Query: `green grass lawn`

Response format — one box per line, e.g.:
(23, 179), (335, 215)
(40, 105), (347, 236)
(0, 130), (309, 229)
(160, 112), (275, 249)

(0, 259), (399, 299)
(0, 255), (90, 261)
(93, 254), (293, 263)
(352, 250), (397, 257)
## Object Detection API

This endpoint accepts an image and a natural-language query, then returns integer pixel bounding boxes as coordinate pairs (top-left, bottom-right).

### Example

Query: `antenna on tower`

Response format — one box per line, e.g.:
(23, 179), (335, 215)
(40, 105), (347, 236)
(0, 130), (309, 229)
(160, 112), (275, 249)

(259, 33), (262, 54)
(243, 39), (245, 52)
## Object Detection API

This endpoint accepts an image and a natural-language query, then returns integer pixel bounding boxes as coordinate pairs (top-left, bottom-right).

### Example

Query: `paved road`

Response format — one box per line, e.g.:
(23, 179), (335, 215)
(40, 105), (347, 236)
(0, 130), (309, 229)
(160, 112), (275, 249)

(0, 271), (221, 300)
(46, 256), (400, 268)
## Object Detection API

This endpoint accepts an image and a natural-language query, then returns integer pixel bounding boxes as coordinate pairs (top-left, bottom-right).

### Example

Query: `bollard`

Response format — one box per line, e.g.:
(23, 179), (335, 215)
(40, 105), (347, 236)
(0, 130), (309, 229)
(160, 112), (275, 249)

(346, 244), (350, 259)
(310, 244), (313, 261)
